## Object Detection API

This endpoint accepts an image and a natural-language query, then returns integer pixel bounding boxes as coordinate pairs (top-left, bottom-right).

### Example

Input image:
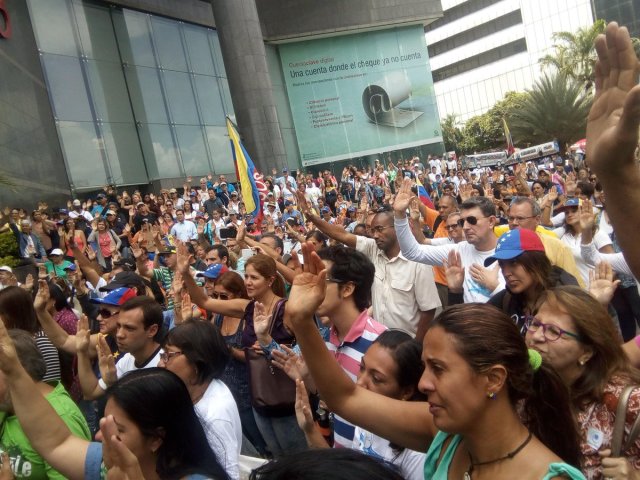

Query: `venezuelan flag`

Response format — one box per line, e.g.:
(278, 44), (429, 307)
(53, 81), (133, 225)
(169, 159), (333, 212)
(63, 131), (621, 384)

(226, 117), (263, 220)
(416, 177), (435, 209)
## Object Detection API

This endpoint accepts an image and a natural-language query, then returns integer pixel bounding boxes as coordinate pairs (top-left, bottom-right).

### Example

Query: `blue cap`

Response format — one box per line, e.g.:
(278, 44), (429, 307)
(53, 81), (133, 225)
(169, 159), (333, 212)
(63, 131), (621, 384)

(347, 206), (357, 213)
(90, 287), (137, 306)
(321, 207), (331, 214)
(554, 197), (581, 213)
(284, 200), (293, 207)
(64, 263), (77, 272)
(484, 229), (545, 266)
(196, 263), (229, 280)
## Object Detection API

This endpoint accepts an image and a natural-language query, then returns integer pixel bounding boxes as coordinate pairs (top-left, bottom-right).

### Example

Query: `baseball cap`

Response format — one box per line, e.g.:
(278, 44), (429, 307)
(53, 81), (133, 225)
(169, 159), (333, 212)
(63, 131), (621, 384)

(190, 191), (197, 196)
(169, 188), (177, 193)
(50, 248), (64, 256)
(267, 192), (274, 196)
(282, 167), (288, 172)
(0, 266), (12, 273)
(220, 182), (227, 186)
(321, 207), (331, 214)
(267, 202), (276, 208)
(106, 210), (117, 216)
(64, 264), (77, 272)
(90, 287), (137, 306)
(196, 264), (229, 280)
(96, 193), (106, 199)
(72, 199), (81, 207)
(136, 202), (145, 207)
(347, 206), (357, 214)
(538, 168), (549, 175)
(484, 229), (545, 266)
(554, 197), (581, 213)
(230, 191), (238, 196)
(284, 200), (293, 207)
(100, 271), (146, 291)
(58, 208), (68, 214)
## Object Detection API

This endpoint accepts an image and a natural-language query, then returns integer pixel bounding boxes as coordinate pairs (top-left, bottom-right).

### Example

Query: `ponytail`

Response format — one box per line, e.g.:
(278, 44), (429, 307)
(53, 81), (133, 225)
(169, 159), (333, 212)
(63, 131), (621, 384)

(521, 364), (582, 467)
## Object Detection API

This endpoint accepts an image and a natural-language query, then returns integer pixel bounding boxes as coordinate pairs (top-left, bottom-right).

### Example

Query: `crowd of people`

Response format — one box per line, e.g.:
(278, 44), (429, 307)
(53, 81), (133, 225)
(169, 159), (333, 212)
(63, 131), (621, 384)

(0, 21), (639, 480)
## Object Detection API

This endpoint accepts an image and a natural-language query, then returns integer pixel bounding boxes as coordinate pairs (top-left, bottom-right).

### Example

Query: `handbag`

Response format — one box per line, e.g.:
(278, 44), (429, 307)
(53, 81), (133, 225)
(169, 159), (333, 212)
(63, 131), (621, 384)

(611, 385), (640, 456)
(245, 300), (296, 416)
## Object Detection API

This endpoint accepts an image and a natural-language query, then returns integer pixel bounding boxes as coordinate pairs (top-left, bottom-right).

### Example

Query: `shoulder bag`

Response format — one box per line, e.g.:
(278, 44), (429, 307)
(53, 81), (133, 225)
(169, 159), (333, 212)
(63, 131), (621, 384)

(611, 385), (640, 456)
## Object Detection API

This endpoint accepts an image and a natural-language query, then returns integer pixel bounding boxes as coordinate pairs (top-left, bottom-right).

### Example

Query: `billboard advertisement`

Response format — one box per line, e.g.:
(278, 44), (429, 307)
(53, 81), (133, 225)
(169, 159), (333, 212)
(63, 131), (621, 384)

(279, 25), (442, 166)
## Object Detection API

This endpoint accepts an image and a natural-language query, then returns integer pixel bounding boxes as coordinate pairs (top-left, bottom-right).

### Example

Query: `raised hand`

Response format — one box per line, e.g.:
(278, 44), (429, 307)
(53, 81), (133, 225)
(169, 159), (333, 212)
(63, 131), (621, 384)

(589, 262), (620, 306)
(469, 262), (499, 292)
(286, 242), (327, 330)
(23, 274), (34, 291)
(175, 242), (191, 275)
(75, 314), (91, 354)
(85, 246), (96, 261)
(579, 198), (596, 232)
(0, 316), (21, 379)
(97, 334), (117, 387)
(587, 23), (640, 176)
(294, 379), (316, 434)
(130, 243), (143, 260)
(100, 415), (146, 480)
(272, 345), (308, 381)
(409, 197), (421, 222)
(393, 178), (414, 216)
(33, 279), (50, 311)
(253, 301), (272, 340)
(37, 264), (48, 281)
(295, 190), (309, 214)
(442, 249), (465, 293)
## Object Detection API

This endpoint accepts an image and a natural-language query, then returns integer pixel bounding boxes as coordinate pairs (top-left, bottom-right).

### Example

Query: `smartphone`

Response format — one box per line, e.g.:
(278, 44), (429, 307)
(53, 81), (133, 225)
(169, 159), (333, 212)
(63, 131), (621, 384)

(219, 227), (236, 239)
(241, 248), (254, 260)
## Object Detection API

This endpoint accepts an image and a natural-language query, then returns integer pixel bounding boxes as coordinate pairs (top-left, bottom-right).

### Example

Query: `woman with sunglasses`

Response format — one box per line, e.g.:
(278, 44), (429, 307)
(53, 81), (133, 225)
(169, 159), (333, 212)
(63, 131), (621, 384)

(211, 271), (269, 457)
(526, 286), (640, 479)
(483, 229), (579, 335)
(158, 320), (242, 479)
(286, 243), (584, 480)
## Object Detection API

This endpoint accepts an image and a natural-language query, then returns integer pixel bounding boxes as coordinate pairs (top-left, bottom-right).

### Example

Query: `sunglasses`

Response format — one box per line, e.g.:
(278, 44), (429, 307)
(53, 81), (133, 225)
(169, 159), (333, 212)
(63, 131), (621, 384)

(98, 309), (119, 319)
(211, 292), (229, 300)
(457, 215), (487, 227)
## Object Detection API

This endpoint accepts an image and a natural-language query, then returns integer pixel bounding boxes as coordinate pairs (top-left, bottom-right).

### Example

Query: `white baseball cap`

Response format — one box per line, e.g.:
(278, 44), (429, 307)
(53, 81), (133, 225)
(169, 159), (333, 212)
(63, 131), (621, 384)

(0, 266), (12, 273)
(50, 248), (64, 256)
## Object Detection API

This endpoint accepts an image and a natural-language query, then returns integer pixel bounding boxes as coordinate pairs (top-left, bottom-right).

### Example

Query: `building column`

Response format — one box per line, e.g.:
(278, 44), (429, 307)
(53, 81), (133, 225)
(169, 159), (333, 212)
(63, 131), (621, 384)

(209, 0), (287, 173)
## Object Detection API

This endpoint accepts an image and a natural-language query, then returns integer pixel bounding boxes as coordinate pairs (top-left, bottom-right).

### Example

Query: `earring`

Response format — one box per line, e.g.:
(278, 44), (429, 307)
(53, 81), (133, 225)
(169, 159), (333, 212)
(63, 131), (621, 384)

(487, 391), (496, 400)
(579, 359), (586, 366)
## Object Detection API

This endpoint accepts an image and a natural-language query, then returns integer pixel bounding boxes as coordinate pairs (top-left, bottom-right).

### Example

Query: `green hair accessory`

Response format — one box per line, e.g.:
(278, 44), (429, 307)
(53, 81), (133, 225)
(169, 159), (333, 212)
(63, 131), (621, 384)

(528, 349), (542, 372)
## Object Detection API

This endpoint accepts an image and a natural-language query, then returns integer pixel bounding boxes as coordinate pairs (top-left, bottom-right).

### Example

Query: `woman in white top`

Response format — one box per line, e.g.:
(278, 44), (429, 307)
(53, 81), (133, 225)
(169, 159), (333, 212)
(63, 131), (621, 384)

(158, 320), (242, 480)
(553, 198), (613, 286)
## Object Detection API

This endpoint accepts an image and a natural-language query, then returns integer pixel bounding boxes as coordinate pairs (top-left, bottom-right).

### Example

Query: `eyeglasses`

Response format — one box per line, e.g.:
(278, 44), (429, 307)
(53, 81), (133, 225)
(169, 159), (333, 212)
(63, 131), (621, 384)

(159, 351), (183, 363)
(457, 215), (487, 227)
(326, 277), (347, 284)
(370, 225), (394, 233)
(211, 292), (229, 300)
(507, 215), (536, 223)
(98, 309), (119, 319)
(445, 224), (460, 231)
(525, 317), (581, 342)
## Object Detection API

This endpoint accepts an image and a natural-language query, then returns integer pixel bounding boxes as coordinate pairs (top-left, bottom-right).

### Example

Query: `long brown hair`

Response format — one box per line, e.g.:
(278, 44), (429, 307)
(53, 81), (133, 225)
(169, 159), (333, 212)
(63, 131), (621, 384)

(536, 286), (640, 409)
(431, 303), (581, 466)
(216, 271), (248, 299)
(245, 254), (285, 297)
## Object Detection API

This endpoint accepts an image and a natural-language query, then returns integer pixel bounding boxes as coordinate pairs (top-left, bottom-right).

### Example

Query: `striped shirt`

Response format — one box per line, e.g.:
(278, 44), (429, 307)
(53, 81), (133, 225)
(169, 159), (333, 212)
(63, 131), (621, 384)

(34, 331), (61, 382)
(152, 267), (175, 310)
(325, 311), (386, 448)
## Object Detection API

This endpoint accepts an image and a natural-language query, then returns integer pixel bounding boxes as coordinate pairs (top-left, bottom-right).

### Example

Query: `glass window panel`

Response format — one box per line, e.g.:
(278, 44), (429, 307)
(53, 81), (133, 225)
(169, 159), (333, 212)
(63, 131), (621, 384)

(209, 32), (226, 77)
(101, 122), (148, 184)
(218, 79), (235, 115)
(184, 25), (216, 76)
(205, 126), (234, 174)
(42, 54), (93, 121)
(27, 0), (78, 56)
(194, 75), (225, 125)
(138, 124), (181, 179)
(87, 60), (135, 123)
(151, 17), (188, 72)
(57, 121), (108, 188)
(124, 66), (168, 124)
(74, 3), (120, 62)
(163, 71), (199, 125)
(176, 125), (210, 175)
(113, 9), (156, 68)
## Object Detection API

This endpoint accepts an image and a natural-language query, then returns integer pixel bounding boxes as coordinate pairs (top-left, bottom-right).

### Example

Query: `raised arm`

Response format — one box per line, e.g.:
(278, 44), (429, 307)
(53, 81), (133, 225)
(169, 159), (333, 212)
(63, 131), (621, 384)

(0, 316), (89, 480)
(285, 243), (437, 452)
(586, 23), (640, 278)
(296, 191), (357, 247)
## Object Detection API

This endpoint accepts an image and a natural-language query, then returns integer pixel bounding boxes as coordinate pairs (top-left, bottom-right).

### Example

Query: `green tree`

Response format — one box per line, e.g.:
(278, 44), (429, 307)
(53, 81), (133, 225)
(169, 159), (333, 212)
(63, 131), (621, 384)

(440, 114), (463, 153)
(539, 20), (606, 90)
(508, 72), (592, 150)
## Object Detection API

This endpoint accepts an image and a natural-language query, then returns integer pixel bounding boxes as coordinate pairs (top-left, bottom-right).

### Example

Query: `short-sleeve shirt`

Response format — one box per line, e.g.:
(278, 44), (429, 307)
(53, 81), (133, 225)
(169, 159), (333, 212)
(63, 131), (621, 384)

(355, 236), (441, 335)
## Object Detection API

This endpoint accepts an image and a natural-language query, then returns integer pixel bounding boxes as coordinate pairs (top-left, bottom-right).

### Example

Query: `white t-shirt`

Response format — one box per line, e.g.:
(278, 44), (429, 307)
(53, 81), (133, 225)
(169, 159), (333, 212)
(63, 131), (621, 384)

(195, 379), (242, 480)
(352, 426), (426, 480)
(553, 227), (612, 286)
(447, 159), (457, 171)
(395, 217), (505, 303)
(98, 347), (163, 390)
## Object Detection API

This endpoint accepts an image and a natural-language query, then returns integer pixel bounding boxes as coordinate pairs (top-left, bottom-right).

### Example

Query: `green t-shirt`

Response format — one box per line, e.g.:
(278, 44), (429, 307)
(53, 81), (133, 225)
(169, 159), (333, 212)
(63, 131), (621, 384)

(44, 261), (73, 280)
(0, 382), (91, 479)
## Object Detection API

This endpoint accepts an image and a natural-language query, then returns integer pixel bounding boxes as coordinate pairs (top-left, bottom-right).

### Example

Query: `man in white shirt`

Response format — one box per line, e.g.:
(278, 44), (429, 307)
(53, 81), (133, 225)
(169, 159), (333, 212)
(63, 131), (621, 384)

(78, 296), (163, 399)
(394, 180), (505, 303)
(68, 200), (93, 223)
(170, 209), (198, 242)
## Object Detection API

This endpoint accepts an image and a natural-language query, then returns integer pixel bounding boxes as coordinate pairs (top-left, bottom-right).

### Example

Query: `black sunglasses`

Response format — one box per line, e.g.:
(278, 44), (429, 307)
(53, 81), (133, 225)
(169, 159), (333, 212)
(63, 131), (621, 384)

(211, 292), (229, 300)
(457, 215), (486, 227)
(98, 308), (118, 319)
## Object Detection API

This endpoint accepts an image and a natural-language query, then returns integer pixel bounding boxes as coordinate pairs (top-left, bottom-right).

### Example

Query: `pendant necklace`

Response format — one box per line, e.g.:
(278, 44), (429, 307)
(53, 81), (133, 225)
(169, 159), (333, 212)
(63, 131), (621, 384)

(463, 431), (532, 480)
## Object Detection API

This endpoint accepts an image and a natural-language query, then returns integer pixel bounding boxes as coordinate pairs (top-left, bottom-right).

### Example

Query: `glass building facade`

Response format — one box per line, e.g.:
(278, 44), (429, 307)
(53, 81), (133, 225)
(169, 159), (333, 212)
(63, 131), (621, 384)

(592, 0), (640, 39)
(26, 0), (235, 190)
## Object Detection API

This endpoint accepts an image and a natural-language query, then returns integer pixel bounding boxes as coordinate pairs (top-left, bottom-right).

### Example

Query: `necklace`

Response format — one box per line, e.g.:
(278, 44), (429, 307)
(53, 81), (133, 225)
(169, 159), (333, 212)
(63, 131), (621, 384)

(463, 431), (532, 480)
